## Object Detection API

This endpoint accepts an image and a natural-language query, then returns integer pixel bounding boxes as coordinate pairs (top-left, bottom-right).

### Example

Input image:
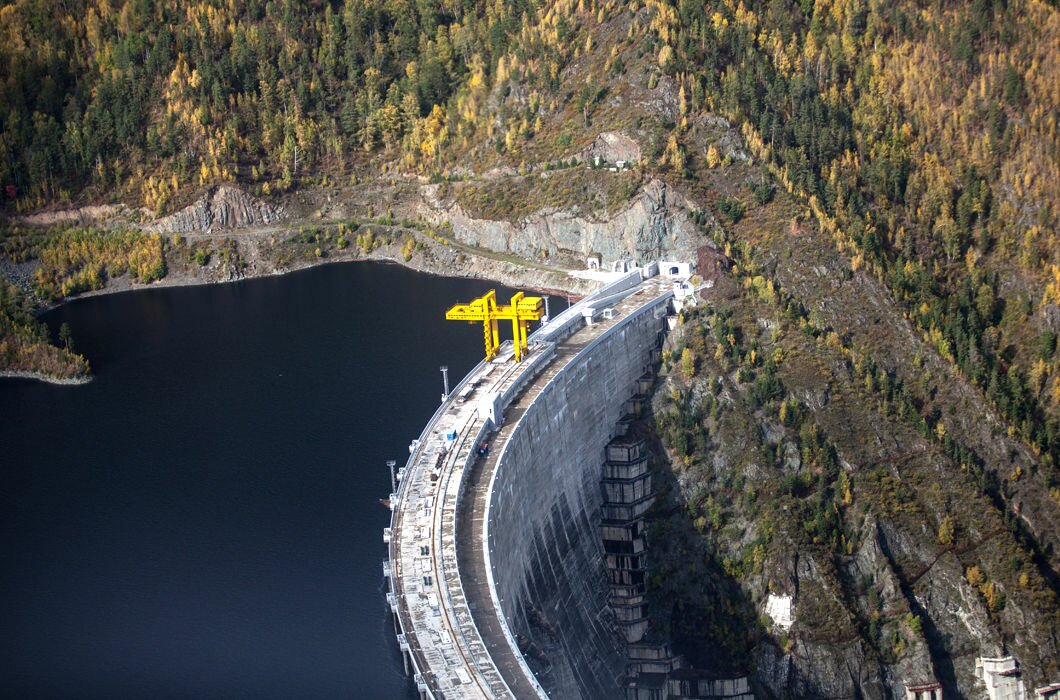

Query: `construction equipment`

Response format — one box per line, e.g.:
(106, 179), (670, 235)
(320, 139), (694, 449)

(445, 290), (544, 362)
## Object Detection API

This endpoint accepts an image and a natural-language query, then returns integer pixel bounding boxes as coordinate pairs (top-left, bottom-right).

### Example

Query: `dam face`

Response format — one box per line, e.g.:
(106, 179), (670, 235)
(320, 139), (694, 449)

(486, 296), (669, 698)
(387, 268), (674, 699)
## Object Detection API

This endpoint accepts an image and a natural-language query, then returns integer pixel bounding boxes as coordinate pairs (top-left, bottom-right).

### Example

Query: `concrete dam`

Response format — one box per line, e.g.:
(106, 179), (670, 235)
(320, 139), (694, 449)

(383, 264), (680, 699)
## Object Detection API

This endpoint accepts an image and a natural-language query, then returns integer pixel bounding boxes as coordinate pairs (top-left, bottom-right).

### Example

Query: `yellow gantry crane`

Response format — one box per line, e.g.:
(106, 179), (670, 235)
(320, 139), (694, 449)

(445, 290), (544, 362)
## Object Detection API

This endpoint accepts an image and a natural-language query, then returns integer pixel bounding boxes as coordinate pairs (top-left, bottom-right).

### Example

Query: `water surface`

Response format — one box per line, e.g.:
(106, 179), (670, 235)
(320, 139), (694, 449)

(0, 262), (535, 698)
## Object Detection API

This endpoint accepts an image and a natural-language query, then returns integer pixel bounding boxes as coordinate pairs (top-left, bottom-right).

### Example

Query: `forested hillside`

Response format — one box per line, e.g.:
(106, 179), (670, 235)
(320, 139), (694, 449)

(0, 0), (534, 209)
(640, 0), (1060, 471)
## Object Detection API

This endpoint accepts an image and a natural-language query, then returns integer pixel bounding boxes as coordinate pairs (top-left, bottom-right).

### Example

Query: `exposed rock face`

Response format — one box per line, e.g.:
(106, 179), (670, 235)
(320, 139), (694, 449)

(650, 286), (1060, 700)
(424, 179), (705, 266)
(17, 204), (128, 227)
(152, 185), (285, 233)
(723, 433), (1055, 700)
(698, 114), (751, 162)
(584, 131), (642, 164)
(1041, 302), (1060, 334)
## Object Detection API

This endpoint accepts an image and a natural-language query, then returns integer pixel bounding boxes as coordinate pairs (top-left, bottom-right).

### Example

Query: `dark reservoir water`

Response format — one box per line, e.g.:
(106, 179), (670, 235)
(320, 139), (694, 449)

(0, 262), (540, 699)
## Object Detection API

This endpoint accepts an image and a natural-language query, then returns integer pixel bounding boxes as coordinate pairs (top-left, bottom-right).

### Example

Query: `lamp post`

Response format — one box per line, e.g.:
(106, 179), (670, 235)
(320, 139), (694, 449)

(440, 366), (450, 403)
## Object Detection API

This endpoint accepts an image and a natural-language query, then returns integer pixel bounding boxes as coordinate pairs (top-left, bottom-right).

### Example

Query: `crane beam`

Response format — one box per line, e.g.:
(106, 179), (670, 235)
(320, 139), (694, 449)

(445, 290), (544, 362)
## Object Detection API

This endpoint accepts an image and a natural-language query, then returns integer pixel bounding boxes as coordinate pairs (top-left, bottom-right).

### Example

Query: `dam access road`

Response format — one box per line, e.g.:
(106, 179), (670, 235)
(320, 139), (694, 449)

(384, 263), (680, 699)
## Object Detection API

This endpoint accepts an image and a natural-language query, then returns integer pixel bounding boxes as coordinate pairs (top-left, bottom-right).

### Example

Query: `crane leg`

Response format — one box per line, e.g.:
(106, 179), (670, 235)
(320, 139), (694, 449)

(510, 317), (522, 362)
(483, 318), (494, 360)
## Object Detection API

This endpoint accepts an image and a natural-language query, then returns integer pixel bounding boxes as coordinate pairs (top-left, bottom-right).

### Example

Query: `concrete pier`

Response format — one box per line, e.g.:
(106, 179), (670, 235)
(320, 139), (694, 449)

(386, 265), (675, 699)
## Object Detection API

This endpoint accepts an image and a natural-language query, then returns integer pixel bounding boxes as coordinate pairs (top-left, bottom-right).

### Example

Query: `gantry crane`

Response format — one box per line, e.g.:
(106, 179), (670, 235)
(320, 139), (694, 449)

(445, 290), (544, 362)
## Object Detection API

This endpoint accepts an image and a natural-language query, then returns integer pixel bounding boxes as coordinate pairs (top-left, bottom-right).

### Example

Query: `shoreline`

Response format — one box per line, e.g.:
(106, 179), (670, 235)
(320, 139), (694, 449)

(0, 370), (92, 386)
(37, 236), (597, 313)
(5, 237), (601, 387)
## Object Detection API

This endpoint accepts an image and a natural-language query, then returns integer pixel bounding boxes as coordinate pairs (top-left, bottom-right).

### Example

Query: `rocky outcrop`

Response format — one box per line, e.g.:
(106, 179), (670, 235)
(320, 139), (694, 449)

(649, 279), (1060, 699)
(423, 179), (706, 266)
(584, 131), (642, 164)
(697, 114), (751, 162)
(151, 185), (285, 234)
(16, 203), (132, 227)
(1041, 302), (1060, 334)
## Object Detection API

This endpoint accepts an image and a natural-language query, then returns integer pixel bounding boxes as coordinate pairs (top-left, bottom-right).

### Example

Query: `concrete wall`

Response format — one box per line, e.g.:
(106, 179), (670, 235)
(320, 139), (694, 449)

(487, 296), (669, 699)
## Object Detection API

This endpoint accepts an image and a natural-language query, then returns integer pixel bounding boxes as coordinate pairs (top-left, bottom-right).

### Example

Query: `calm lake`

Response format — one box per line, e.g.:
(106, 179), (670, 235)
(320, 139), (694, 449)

(0, 261), (543, 698)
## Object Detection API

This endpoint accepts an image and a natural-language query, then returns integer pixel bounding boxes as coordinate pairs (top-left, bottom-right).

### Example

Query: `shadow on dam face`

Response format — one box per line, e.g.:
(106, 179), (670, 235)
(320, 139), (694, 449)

(486, 301), (669, 699)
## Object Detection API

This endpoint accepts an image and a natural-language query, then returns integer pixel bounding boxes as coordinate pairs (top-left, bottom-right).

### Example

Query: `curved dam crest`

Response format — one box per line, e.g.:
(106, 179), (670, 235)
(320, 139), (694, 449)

(386, 265), (677, 699)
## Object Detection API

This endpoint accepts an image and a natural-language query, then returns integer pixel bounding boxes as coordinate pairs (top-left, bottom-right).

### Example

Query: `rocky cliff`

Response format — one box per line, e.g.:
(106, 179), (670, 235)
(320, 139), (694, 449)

(151, 185), (285, 234)
(648, 269), (1060, 698)
(420, 177), (705, 267)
